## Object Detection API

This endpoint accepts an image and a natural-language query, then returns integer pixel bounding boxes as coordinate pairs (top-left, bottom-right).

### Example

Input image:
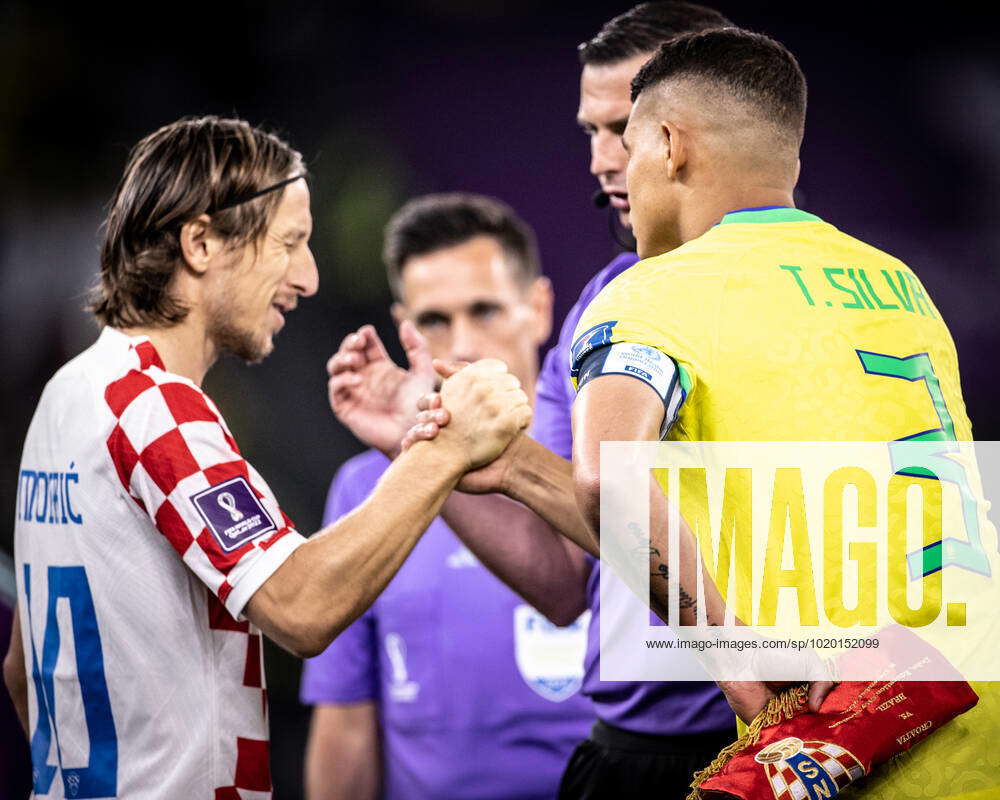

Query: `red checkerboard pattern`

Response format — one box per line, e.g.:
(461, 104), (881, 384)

(18, 329), (318, 796)
(804, 742), (866, 790)
(103, 336), (300, 798)
(207, 593), (273, 797)
(213, 738), (272, 798)
(765, 742), (866, 799)
(103, 339), (297, 612)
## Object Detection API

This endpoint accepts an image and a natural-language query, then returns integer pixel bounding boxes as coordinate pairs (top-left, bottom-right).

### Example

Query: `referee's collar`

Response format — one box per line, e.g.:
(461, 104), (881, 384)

(717, 206), (822, 225)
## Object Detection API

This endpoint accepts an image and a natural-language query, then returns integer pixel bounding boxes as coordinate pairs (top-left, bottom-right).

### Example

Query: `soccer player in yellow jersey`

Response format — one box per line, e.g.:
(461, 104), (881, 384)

(568, 27), (999, 799)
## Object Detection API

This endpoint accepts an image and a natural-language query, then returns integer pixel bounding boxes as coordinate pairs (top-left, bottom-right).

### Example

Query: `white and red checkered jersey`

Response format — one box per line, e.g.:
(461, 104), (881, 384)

(14, 327), (306, 799)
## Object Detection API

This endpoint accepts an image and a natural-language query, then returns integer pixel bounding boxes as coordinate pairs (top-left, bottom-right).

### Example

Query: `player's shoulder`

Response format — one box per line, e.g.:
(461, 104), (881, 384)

(103, 340), (213, 420)
(104, 364), (211, 421)
(585, 251), (641, 294)
(819, 224), (910, 269)
(638, 224), (755, 273)
(581, 237), (722, 319)
(39, 341), (101, 414)
(715, 209), (908, 268)
(610, 232), (731, 288)
(35, 328), (147, 422)
(571, 236), (739, 358)
(91, 332), (236, 463)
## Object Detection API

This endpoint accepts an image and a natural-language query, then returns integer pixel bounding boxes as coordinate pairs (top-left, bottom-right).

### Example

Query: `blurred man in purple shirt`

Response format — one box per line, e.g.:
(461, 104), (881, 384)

(301, 194), (593, 800)
(324, 5), (739, 799)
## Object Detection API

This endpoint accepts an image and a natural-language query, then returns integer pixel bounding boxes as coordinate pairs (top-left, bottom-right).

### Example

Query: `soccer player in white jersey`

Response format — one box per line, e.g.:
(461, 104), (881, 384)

(3, 116), (531, 799)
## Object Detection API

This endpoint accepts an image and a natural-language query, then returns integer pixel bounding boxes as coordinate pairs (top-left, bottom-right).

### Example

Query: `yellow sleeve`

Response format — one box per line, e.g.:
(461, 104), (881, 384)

(569, 258), (727, 415)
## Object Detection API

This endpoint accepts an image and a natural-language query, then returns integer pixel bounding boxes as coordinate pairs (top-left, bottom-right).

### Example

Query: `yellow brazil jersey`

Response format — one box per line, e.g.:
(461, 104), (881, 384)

(570, 206), (996, 799)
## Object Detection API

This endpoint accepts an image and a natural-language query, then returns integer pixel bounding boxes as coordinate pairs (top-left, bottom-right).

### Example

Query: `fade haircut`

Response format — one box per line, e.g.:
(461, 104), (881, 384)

(91, 115), (305, 328)
(578, 2), (731, 66)
(630, 27), (807, 143)
(383, 193), (541, 300)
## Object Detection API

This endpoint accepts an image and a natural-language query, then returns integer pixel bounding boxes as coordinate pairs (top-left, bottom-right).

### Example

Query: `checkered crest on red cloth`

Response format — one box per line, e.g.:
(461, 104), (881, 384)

(761, 740), (866, 799)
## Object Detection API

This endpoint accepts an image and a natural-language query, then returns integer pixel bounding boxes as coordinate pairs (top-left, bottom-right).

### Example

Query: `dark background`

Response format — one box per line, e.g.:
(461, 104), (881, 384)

(2, 1), (998, 797)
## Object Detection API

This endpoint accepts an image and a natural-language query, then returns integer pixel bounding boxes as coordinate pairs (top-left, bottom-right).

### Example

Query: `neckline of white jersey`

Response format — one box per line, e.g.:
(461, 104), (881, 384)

(716, 206), (822, 225)
(101, 325), (153, 350)
(101, 326), (165, 368)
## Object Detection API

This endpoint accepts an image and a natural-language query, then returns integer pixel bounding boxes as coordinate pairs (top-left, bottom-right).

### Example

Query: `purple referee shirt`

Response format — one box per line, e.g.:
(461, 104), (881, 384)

(300, 451), (593, 800)
(534, 251), (736, 736)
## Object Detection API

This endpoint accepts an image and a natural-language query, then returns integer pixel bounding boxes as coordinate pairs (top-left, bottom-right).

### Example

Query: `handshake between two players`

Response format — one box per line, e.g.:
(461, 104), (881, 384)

(401, 356), (532, 474)
(326, 322), (539, 498)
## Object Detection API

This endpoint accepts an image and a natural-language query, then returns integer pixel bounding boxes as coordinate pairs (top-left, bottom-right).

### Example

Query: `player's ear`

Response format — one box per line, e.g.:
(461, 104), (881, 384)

(179, 214), (217, 275)
(390, 302), (407, 327)
(661, 120), (686, 180)
(526, 276), (554, 345)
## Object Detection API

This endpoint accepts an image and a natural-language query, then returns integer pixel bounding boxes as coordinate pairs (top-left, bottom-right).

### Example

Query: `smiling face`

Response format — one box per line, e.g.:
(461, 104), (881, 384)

(577, 52), (653, 228)
(205, 177), (317, 363)
(394, 235), (552, 393)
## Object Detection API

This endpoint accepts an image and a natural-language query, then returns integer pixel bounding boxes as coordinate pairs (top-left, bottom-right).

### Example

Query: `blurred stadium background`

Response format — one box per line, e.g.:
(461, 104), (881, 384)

(2, 1), (998, 797)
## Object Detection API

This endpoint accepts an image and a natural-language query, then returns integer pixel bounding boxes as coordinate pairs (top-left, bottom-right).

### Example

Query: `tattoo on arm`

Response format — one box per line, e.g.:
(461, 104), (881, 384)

(649, 558), (698, 620)
(626, 523), (699, 620)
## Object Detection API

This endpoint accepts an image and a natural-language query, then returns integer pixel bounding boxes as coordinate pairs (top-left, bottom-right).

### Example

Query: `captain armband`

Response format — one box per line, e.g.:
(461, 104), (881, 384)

(575, 342), (685, 439)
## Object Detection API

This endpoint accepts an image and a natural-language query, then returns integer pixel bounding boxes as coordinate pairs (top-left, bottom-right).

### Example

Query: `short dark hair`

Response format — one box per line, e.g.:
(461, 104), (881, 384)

(578, 2), (731, 66)
(630, 27), (807, 139)
(383, 193), (541, 300)
(91, 115), (304, 328)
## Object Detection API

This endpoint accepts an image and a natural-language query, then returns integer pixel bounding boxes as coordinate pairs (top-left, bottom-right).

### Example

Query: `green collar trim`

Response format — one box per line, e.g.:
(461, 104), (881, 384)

(718, 207), (822, 225)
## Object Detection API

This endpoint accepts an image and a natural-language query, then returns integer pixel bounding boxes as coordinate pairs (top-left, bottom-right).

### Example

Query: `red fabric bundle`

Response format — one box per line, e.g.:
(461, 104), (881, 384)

(693, 629), (978, 800)
(695, 680), (978, 799)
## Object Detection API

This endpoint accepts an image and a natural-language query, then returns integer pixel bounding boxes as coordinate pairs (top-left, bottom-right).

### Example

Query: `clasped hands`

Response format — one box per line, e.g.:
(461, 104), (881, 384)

(326, 322), (530, 484)
(326, 323), (836, 722)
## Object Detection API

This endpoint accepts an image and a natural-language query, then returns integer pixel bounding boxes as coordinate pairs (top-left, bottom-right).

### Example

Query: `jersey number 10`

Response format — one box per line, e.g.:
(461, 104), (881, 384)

(23, 564), (118, 798)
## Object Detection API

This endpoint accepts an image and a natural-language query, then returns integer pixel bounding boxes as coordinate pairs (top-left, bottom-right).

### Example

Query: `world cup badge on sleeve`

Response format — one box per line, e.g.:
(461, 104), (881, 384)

(191, 476), (276, 552)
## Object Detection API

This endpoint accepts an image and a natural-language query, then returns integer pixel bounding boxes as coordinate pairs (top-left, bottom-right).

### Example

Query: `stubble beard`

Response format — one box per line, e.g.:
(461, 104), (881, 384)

(206, 298), (273, 365)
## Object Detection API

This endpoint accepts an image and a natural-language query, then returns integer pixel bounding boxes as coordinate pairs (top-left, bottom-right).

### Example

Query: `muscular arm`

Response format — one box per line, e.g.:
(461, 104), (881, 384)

(248, 360), (531, 658)
(304, 703), (379, 800)
(500, 437), (600, 558)
(444, 440), (596, 626)
(572, 374), (834, 720)
(389, 368), (596, 626)
(3, 606), (28, 736)
(572, 374), (727, 627)
(248, 442), (464, 657)
(327, 326), (592, 624)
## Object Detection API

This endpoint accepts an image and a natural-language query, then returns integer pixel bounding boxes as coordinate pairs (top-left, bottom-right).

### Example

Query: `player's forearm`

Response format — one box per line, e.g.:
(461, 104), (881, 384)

(648, 483), (729, 628)
(502, 438), (600, 557)
(571, 377), (729, 628)
(440, 493), (590, 626)
(3, 609), (29, 737)
(576, 468), (728, 628)
(250, 441), (464, 657)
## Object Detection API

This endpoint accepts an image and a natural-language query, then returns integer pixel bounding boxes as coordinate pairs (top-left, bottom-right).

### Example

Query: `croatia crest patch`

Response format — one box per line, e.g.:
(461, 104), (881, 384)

(191, 476), (276, 552)
(755, 737), (865, 799)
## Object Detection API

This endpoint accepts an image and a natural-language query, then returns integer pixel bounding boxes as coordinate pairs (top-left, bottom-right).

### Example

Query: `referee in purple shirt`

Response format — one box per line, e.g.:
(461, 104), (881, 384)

(322, 5), (739, 799)
(302, 194), (593, 799)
